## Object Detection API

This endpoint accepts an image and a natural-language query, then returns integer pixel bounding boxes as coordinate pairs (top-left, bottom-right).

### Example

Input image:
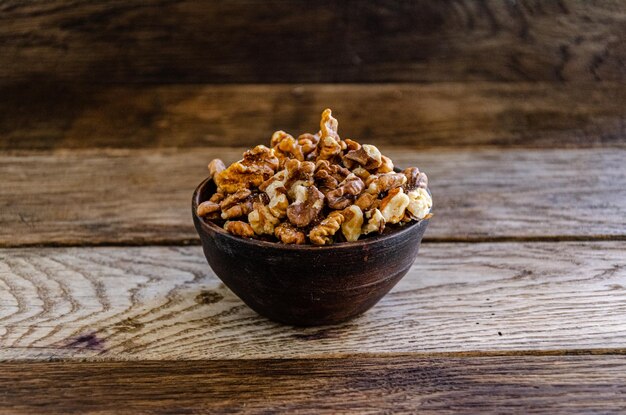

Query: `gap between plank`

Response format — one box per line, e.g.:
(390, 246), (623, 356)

(3, 348), (626, 363)
(1, 235), (625, 249)
(2, 349), (624, 363)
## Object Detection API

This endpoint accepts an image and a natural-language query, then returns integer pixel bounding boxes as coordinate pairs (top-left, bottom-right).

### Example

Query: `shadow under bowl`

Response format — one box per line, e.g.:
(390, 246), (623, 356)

(192, 176), (429, 326)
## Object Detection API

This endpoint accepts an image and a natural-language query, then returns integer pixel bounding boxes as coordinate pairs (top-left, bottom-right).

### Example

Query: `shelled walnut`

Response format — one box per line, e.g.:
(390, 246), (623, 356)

(248, 202), (280, 235)
(365, 172), (407, 195)
(309, 210), (345, 245)
(223, 221), (255, 238)
(341, 205), (364, 242)
(274, 222), (306, 244)
(405, 187), (433, 220)
(286, 184), (325, 227)
(197, 109), (432, 244)
(362, 208), (385, 235)
(379, 188), (410, 224)
(220, 189), (253, 219)
(326, 173), (365, 210)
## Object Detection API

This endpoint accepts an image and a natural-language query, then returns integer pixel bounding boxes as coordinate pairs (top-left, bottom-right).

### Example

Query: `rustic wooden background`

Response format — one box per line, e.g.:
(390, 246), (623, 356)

(1, 1), (625, 413)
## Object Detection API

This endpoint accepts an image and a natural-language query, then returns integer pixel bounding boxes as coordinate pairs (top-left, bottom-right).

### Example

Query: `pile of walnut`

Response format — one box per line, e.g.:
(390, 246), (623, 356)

(197, 109), (432, 245)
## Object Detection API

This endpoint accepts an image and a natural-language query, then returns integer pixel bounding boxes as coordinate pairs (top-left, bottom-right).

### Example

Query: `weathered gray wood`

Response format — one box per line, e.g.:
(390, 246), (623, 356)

(1, 0), (625, 84)
(0, 242), (624, 360)
(1, 356), (626, 414)
(1, 148), (624, 247)
(1, 83), (625, 150)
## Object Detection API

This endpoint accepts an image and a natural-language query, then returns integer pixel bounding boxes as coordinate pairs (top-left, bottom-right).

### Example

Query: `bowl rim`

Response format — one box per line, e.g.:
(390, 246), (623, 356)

(192, 176), (430, 251)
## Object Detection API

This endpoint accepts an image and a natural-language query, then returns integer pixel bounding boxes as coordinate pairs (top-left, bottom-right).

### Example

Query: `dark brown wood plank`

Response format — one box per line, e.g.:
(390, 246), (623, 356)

(1, 242), (624, 360)
(0, 357), (625, 414)
(1, 1), (625, 84)
(1, 83), (625, 150)
(1, 148), (624, 247)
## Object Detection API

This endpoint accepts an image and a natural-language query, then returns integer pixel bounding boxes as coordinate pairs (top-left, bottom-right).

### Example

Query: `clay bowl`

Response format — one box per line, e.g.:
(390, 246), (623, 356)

(192, 175), (430, 326)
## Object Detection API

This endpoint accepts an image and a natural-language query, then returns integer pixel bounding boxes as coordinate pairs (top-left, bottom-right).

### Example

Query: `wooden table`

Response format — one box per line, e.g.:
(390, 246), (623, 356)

(1, 1), (626, 413)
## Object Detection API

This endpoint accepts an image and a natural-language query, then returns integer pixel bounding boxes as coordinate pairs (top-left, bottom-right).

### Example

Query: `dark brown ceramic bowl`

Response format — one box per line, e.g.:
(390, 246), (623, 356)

(192, 176), (429, 326)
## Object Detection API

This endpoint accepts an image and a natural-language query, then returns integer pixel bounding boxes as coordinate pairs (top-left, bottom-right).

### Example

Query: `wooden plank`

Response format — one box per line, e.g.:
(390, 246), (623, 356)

(1, 1), (625, 84)
(0, 242), (624, 360)
(1, 83), (625, 150)
(1, 148), (624, 247)
(0, 357), (625, 414)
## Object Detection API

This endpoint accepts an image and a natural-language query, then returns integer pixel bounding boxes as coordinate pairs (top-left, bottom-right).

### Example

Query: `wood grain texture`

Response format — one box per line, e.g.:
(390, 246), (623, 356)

(0, 242), (624, 360)
(1, 356), (626, 414)
(1, 148), (624, 247)
(2, 83), (625, 150)
(1, 0), (625, 84)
